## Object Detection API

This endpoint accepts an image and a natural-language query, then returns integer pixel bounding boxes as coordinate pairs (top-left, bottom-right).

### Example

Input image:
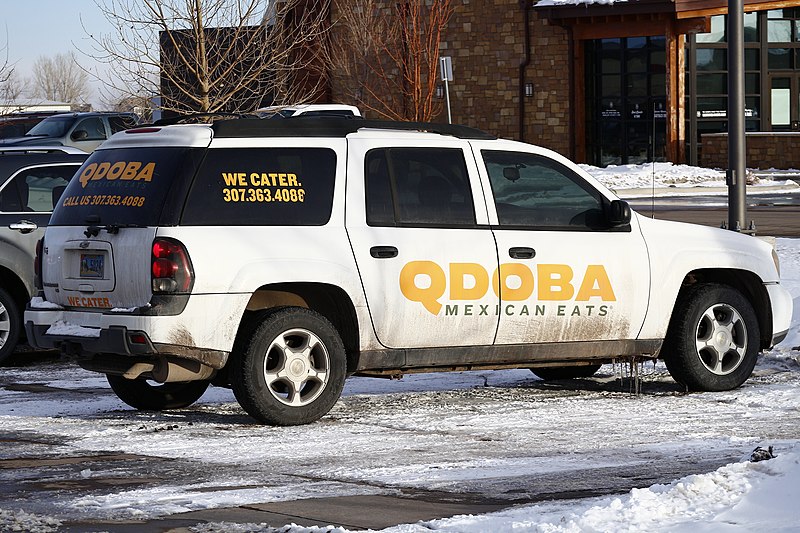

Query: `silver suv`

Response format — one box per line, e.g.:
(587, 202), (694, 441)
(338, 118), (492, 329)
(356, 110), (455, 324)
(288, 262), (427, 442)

(0, 147), (87, 362)
(0, 112), (139, 153)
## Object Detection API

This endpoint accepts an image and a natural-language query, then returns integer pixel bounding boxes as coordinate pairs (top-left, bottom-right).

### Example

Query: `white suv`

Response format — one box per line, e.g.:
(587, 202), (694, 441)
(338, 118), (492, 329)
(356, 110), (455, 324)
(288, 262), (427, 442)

(24, 118), (792, 425)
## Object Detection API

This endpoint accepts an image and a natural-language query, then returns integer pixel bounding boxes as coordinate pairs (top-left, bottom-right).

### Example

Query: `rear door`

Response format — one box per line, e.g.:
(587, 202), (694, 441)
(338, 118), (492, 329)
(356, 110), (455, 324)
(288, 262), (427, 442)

(0, 162), (80, 294)
(346, 135), (499, 349)
(42, 145), (204, 310)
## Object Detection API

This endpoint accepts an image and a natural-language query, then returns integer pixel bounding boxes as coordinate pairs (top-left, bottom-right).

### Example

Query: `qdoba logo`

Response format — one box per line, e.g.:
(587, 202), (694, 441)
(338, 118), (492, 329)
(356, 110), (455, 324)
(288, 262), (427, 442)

(399, 261), (616, 315)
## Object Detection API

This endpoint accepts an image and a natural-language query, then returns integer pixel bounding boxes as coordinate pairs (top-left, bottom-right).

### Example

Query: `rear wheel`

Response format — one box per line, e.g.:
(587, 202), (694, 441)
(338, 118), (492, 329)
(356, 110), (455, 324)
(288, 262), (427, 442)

(531, 364), (602, 381)
(107, 375), (210, 410)
(231, 307), (346, 426)
(0, 287), (21, 365)
(664, 284), (759, 391)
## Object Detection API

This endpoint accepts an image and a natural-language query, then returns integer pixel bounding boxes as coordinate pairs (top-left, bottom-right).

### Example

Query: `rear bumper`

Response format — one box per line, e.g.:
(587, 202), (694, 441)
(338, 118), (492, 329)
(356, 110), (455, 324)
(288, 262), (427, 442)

(25, 321), (228, 368)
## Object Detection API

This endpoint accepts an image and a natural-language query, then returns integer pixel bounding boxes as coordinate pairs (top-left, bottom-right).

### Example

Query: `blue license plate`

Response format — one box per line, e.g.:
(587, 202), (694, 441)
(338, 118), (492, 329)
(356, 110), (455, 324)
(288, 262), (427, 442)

(80, 254), (104, 278)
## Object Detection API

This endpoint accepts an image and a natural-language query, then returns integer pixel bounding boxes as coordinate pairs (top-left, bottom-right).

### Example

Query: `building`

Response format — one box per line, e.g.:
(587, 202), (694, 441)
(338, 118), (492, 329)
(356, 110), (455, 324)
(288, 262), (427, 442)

(329, 0), (800, 168)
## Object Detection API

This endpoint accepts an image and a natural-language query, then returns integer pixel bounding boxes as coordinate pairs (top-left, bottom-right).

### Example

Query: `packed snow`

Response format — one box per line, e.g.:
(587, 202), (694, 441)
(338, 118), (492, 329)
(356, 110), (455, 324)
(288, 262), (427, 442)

(1, 163), (800, 532)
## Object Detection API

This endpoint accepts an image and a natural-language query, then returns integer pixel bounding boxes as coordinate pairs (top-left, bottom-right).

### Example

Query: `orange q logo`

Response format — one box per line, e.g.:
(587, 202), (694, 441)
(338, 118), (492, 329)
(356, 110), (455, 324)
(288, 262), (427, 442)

(79, 161), (156, 188)
(400, 261), (616, 315)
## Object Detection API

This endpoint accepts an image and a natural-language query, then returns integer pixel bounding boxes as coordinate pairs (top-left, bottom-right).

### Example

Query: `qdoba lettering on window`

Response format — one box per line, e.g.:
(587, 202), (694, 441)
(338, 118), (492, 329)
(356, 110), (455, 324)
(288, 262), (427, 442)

(79, 162), (156, 188)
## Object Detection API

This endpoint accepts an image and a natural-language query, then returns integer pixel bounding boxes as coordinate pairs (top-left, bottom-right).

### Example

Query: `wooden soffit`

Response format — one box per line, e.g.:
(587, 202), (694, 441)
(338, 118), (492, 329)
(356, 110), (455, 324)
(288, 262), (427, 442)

(538, 0), (800, 27)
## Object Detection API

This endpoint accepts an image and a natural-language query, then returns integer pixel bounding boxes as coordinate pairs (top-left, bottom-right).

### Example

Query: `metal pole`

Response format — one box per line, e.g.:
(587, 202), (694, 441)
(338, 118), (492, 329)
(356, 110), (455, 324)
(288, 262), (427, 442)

(727, 0), (746, 231)
(444, 78), (452, 124)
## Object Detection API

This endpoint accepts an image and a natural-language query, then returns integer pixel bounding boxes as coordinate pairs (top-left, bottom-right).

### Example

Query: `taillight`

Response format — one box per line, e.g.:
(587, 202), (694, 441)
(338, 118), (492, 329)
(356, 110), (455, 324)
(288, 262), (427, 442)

(151, 238), (194, 294)
(34, 237), (44, 290)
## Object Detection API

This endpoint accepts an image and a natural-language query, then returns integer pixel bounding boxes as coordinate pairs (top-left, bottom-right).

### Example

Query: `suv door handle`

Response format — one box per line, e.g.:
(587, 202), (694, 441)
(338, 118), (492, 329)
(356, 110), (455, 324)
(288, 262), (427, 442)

(370, 246), (398, 259)
(9, 220), (38, 234)
(509, 247), (535, 259)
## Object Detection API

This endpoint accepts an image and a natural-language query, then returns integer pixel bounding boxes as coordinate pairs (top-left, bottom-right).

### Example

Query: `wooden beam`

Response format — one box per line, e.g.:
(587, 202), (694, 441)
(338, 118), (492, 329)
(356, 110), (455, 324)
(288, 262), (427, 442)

(666, 28), (680, 162)
(677, 33), (686, 163)
(570, 18), (670, 40)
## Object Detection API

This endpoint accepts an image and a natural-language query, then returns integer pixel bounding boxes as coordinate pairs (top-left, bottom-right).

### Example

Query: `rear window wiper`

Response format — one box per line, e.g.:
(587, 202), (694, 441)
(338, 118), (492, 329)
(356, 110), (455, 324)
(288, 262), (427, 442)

(84, 223), (146, 237)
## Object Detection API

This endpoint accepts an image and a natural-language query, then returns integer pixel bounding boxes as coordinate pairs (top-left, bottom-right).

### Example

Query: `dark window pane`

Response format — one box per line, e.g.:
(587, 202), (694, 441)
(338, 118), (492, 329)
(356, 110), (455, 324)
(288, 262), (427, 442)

(745, 48), (759, 70)
(367, 148), (475, 227)
(181, 148), (336, 226)
(626, 74), (648, 97)
(697, 73), (727, 94)
(768, 48), (792, 69)
(651, 74), (666, 96)
(626, 49), (648, 73)
(697, 49), (726, 71)
(601, 75), (621, 97)
(482, 151), (604, 229)
(697, 97), (727, 118)
(745, 73), (759, 94)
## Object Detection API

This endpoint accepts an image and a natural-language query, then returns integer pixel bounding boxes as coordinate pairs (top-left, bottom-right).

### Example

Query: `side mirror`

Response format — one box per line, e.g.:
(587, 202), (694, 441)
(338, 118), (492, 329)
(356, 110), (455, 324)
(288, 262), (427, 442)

(71, 130), (89, 141)
(607, 199), (631, 226)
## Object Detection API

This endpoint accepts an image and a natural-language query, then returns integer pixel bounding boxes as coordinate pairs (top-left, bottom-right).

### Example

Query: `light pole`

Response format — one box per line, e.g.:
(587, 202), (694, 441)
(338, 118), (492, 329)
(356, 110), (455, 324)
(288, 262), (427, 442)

(727, 0), (747, 231)
(440, 56), (453, 124)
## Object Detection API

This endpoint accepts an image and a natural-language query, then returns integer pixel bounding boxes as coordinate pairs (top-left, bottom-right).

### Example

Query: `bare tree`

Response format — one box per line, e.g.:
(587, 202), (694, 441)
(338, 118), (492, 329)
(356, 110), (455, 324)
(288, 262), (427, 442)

(31, 52), (91, 104)
(85, 0), (332, 116)
(329, 0), (453, 122)
(0, 69), (28, 103)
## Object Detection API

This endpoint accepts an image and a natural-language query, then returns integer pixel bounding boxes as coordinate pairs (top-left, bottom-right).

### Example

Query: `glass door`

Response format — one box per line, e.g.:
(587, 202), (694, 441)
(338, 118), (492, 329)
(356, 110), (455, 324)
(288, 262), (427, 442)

(770, 75), (800, 131)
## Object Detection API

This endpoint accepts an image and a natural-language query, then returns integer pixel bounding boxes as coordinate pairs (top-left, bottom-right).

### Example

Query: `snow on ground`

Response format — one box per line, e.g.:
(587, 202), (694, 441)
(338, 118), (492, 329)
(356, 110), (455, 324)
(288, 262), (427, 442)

(581, 162), (800, 192)
(2, 165), (800, 532)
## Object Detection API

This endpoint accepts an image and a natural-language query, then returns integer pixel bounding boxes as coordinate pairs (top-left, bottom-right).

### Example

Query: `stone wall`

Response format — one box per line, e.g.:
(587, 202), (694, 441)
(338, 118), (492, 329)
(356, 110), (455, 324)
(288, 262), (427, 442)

(702, 133), (800, 169)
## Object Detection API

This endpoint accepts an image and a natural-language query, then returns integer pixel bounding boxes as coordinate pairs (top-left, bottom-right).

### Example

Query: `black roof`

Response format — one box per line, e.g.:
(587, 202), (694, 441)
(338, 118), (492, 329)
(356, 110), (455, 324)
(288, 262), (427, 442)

(211, 117), (496, 140)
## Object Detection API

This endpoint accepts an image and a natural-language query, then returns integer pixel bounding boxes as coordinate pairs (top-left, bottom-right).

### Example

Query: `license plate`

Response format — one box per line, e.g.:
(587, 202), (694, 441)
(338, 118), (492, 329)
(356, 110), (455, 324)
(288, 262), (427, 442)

(80, 253), (104, 278)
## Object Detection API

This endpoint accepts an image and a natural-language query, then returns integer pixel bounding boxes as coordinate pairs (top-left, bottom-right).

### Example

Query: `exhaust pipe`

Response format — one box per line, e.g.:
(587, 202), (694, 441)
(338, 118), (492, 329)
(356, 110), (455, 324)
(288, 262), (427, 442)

(79, 354), (215, 383)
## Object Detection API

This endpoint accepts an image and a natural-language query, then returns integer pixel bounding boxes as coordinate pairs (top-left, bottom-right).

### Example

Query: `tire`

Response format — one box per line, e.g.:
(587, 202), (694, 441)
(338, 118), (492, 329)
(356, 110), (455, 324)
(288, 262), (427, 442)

(107, 375), (210, 410)
(231, 307), (346, 426)
(0, 287), (21, 365)
(663, 283), (760, 392)
(531, 364), (602, 381)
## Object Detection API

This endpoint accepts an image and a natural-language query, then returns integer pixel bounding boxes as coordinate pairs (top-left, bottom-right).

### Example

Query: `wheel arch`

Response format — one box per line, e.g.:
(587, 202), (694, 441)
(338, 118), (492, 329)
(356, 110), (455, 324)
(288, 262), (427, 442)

(675, 268), (772, 349)
(240, 282), (361, 373)
(0, 264), (31, 315)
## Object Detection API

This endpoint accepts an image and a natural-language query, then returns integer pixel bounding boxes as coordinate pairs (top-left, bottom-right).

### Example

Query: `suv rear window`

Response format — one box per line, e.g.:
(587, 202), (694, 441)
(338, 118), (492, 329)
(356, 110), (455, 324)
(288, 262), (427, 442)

(181, 147), (336, 226)
(49, 147), (199, 226)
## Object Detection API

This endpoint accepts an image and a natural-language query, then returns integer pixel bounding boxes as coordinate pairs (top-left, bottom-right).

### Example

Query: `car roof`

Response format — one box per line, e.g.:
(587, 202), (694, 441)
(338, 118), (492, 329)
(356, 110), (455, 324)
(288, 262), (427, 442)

(0, 150), (87, 179)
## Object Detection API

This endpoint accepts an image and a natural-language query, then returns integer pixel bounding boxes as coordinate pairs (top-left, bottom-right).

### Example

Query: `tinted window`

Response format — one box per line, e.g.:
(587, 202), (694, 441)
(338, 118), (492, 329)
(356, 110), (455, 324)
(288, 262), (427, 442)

(109, 115), (138, 133)
(50, 147), (197, 226)
(181, 148), (336, 226)
(28, 116), (74, 137)
(74, 118), (106, 141)
(0, 164), (77, 212)
(365, 147), (475, 226)
(483, 150), (605, 229)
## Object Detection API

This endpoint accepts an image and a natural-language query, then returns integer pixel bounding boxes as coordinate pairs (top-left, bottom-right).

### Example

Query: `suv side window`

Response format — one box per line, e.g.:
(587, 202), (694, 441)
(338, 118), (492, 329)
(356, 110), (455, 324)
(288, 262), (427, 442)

(365, 147), (476, 227)
(483, 150), (605, 229)
(74, 118), (107, 141)
(109, 115), (138, 134)
(0, 165), (75, 212)
(182, 147), (337, 226)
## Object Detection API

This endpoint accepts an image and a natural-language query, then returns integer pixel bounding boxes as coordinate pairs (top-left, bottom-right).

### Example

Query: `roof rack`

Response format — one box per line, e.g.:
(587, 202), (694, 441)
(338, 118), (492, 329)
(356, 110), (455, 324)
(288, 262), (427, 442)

(212, 117), (495, 140)
(0, 146), (88, 155)
(152, 112), (259, 126)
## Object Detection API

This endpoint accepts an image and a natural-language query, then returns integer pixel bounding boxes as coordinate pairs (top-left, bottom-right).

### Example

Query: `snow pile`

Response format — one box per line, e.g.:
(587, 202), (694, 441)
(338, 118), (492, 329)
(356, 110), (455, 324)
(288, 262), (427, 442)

(44, 320), (101, 338)
(0, 509), (61, 533)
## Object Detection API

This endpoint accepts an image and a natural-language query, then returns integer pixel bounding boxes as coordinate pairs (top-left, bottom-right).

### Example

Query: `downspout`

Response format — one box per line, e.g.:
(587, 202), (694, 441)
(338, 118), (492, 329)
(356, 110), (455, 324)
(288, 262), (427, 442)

(519, 0), (532, 142)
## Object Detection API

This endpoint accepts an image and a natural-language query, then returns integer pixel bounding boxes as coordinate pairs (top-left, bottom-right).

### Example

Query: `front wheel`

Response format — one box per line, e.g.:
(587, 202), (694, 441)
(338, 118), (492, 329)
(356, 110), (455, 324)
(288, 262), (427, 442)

(231, 307), (346, 426)
(663, 284), (760, 391)
(107, 375), (210, 410)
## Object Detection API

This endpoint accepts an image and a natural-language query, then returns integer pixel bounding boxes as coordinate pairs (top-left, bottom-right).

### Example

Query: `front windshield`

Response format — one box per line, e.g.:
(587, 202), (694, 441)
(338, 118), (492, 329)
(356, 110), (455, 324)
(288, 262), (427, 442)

(26, 116), (75, 137)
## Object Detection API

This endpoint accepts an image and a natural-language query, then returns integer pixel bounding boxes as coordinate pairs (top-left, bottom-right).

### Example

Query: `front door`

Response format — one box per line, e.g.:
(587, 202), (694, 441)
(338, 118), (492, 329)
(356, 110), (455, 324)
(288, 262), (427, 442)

(472, 142), (650, 345)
